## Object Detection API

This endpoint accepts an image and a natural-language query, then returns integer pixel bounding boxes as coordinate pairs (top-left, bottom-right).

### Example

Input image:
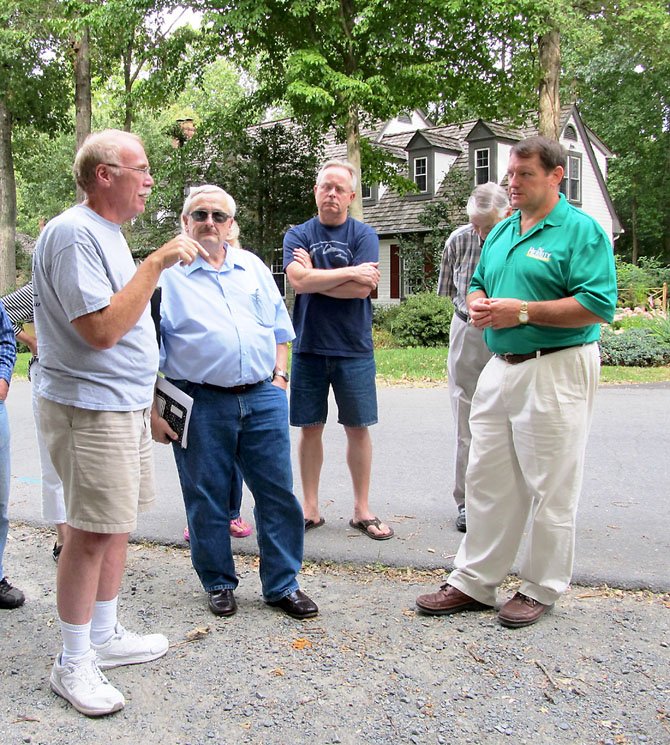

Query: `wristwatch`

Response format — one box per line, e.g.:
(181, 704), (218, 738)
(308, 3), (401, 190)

(518, 301), (529, 325)
(273, 369), (290, 383)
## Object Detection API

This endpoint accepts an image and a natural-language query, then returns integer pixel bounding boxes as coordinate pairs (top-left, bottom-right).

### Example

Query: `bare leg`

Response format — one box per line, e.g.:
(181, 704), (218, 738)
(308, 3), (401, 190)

(345, 426), (391, 537)
(298, 425), (325, 523)
(57, 528), (128, 624)
(55, 522), (69, 547)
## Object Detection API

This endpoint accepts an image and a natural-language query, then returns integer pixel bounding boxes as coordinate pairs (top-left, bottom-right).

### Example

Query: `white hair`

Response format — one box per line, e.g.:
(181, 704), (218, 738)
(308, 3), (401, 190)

(466, 182), (509, 221)
(316, 160), (358, 192)
(181, 184), (236, 218)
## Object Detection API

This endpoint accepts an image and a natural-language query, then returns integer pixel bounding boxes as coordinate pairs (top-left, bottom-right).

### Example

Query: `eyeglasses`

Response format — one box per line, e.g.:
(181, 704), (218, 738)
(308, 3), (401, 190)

(103, 163), (152, 175)
(189, 210), (231, 224)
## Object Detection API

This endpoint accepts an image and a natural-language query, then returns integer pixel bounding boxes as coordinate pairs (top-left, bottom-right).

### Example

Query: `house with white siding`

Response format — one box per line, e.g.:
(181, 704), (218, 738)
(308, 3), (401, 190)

(322, 104), (621, 303)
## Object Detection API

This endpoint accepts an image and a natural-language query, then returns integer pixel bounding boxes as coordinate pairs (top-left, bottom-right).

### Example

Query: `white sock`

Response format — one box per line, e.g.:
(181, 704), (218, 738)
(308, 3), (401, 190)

(60, 619), (92, 665)
(90, 597), (119, 646)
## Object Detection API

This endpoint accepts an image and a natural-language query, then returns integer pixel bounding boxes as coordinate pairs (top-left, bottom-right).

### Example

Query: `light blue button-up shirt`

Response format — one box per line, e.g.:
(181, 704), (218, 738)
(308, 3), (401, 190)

(159, 246), (294, 387)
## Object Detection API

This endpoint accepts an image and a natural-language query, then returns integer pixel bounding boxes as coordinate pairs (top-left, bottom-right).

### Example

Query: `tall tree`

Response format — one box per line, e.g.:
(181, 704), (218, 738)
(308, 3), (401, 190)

(203, 0), (538, 219)
(563, 0), (670, 262)
(0, 0), (70, 291)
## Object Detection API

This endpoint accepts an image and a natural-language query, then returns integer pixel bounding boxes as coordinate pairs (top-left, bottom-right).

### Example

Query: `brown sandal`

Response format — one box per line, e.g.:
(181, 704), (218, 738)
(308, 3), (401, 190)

(349, 517), (394, 541)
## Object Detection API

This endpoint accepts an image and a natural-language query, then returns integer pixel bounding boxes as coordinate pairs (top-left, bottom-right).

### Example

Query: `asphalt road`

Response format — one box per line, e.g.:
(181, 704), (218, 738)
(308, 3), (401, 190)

(6, 380), (670, 592)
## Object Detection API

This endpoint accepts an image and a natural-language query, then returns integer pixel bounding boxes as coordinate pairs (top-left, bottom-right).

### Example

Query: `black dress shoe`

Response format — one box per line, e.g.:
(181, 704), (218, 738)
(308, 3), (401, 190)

(267, 589), (318, 619)
(208, 589), (237, 617)
(455, 506), (467, 533)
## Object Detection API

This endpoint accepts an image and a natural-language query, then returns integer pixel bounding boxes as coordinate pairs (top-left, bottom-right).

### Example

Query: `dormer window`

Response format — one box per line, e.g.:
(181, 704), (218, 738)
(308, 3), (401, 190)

(560, 153), (582, 204)
(414, 157), (428, 192)
(474, 148), (490, 184)
(361, 183), (372, 200)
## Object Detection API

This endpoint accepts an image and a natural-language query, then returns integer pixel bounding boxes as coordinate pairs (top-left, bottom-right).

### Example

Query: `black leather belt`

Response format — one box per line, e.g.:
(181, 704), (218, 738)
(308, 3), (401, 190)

(495, 345), (579, 365)
(200, 379), (268, 394)
(454, 307), (469, 323)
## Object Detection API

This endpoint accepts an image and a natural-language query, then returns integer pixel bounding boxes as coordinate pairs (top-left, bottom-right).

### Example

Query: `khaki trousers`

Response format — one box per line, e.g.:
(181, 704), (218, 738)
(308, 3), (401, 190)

(447, 314), (492, 508)
(448, 342), (600, 607)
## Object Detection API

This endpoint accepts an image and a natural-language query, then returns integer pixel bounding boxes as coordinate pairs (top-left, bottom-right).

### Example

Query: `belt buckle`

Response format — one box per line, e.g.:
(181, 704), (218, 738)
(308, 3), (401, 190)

(501, 352), (515, 363)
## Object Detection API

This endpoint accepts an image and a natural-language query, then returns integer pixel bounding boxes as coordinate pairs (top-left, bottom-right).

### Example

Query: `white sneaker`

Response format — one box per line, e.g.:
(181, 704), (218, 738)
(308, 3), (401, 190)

(50, 650), (125, 717)
(92, 622), (169, 670)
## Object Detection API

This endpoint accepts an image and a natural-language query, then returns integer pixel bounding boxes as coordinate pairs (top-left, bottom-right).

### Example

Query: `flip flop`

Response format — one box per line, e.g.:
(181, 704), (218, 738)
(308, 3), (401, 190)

(304, 517), (325, 532)
(349, 517), (394, 541)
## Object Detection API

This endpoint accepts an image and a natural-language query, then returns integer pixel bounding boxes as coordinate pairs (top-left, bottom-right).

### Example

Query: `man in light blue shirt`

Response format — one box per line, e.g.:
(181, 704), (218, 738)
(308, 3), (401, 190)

(152, 185), (317, 621)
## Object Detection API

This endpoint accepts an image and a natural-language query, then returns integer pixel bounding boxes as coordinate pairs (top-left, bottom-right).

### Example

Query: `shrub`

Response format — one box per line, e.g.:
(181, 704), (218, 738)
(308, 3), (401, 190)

(391, 292), (453, 348)
(616, 255), (670, 309)
(372, 326), (396, 349)
(648, 316), (670, 346)
(599, 327), (670, 367)
(372, 303), (402, 332)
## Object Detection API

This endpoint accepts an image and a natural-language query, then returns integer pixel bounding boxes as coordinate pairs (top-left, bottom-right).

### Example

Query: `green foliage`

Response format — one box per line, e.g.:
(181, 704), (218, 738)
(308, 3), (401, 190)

(372, 304), (402, 333)
(390, 293), (453, 348)
(564, 2), (670, 263)
(615, 256), (670, 308)
(599, 327), (670, 367)
(397, 167), (472, 293)
(610, 314), (656, 332)
(648, 316), (670, 347)
(139, 116), (322, 262)
(14, 128), (77, 235)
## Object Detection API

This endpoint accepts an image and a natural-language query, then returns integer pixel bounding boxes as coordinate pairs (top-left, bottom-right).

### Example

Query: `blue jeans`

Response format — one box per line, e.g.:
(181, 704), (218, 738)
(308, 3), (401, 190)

(0, 402), (11, 580)
(290, 353), (378, 427)
(229, 465), (243, 520)
(171, 380), (303, 601)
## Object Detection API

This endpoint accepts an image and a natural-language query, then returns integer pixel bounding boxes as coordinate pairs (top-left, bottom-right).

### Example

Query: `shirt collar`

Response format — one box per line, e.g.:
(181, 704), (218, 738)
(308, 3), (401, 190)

(182, 243), (246, 276)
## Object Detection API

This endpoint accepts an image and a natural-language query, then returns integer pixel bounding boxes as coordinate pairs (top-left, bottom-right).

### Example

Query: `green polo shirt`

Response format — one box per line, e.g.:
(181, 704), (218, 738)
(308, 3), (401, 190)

(470, 194), (617, 355)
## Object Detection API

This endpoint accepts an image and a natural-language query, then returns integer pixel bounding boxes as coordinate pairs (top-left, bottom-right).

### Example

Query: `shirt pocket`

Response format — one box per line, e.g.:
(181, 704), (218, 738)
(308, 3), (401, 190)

(250, 288), (275, 327)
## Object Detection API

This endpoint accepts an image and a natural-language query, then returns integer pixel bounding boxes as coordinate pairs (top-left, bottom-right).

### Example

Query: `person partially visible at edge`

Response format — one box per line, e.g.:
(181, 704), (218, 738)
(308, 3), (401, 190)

(1, 281), (68, 561)
(436, 182), (511, 533)
(151, 185), (317, 622)
(283, 159), (393, 541)
(32, 129), (207, 717)
(417, 136), (617, 628)
(0, 299), (23, 610)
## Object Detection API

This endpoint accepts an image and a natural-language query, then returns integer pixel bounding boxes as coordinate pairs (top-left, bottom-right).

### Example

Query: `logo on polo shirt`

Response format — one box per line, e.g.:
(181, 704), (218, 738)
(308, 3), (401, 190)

(526, 246), (552, 262)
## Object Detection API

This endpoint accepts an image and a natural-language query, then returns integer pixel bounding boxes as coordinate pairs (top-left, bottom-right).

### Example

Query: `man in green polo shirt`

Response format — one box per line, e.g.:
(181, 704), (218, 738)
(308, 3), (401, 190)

(417, 136), (617, 628)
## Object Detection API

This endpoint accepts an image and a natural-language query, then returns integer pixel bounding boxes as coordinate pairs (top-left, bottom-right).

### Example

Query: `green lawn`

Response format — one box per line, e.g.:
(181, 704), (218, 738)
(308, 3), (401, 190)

(372, 347), (670, 386)
(12, 350), (670, 386)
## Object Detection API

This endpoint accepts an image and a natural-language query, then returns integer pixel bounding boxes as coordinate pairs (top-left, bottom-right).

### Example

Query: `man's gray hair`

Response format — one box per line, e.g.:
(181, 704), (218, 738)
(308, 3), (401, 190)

(182, 184), (237, 219)
(73, 129), (143, 193)
(466, 182), (509, 221)
(316, 159), (358, 192)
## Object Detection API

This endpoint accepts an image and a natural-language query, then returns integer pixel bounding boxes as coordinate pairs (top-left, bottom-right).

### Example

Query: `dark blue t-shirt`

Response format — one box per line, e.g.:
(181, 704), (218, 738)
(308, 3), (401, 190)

(283, 216), (378, 356)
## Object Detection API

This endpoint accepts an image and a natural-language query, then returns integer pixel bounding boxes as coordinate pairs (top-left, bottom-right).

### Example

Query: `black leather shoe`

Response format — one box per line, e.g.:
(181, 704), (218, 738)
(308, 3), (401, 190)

(267, 589), (318, 619)
(455, 506), (467, 533)
(208, 589), (237, 617)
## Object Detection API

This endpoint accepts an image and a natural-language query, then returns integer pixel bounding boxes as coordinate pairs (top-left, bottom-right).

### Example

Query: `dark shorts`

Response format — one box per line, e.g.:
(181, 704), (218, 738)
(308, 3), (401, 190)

(289, 353), (378, 428)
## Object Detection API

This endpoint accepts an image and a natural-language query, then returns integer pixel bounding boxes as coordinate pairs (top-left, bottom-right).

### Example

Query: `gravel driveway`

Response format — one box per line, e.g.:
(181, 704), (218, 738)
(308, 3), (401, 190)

(1, 525), (668, 745)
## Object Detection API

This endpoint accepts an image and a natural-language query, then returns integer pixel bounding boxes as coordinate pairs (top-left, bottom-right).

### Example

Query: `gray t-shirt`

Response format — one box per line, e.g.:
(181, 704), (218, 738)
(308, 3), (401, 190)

(33, 204), (158, 411)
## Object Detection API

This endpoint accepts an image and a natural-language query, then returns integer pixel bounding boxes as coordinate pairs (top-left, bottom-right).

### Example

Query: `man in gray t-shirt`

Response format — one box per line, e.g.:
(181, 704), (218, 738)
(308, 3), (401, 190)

(33, 129), (206, 717)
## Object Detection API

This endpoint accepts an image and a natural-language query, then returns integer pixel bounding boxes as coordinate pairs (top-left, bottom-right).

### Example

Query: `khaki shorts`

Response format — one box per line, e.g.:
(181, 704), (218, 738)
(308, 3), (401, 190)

(39, 399), (155, 534)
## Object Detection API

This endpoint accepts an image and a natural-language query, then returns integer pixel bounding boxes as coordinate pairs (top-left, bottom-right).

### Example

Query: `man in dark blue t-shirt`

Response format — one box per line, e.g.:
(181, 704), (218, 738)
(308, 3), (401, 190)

(283, 160), (393, 541)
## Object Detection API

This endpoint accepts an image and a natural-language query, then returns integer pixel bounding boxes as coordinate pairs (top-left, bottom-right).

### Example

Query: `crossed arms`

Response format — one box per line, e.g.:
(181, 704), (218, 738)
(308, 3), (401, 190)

(286, 248), (379, 299)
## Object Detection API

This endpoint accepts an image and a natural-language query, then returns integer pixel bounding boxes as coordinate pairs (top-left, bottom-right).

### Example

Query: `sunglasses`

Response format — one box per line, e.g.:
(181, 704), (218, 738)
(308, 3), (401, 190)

(189, 210), (231, 224)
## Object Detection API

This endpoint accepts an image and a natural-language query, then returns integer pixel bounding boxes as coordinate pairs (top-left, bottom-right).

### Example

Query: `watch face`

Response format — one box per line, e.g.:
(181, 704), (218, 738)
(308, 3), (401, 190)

(519, 311), (529, 324)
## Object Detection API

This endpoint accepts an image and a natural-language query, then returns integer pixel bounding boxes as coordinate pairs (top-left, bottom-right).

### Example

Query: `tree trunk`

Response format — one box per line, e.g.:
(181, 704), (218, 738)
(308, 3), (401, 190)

(123, 41), (134, 132)
(345, 106), (363, 221)
(0, 99), (16, 293)
(74, 26), (91, 203)
(538, 27), (561, 140)
(631, 193), (639, 265)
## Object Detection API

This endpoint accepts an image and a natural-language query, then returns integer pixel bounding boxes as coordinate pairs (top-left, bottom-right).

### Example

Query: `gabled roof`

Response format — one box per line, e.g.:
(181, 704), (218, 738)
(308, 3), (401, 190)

(360, 105), (621, 238)
(406, 129), (462, 151)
